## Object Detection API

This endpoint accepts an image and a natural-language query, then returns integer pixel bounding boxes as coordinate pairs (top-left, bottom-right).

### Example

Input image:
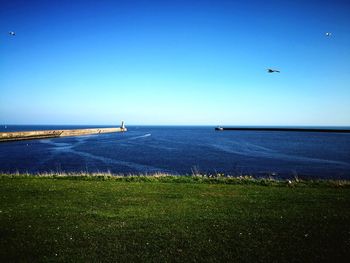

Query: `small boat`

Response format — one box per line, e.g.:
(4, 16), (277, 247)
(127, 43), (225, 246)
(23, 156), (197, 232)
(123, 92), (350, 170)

(215, 126), (224, 131)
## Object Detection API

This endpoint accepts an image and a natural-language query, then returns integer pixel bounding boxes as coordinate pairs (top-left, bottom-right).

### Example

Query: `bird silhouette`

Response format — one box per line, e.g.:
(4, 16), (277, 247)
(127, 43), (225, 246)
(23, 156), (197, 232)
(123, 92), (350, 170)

(267, 69), (280, 73)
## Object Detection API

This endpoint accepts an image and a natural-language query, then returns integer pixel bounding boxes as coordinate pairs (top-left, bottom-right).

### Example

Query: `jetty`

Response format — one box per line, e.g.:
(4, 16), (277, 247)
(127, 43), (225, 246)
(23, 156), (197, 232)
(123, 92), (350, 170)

(0, 122), (127, 142)
(215, 127), (350, 133)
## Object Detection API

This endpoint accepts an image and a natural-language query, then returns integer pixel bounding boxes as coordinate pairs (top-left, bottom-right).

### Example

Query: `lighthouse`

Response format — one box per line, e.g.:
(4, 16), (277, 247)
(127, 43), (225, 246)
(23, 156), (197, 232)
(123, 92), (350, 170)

(120, 121), (127, 132)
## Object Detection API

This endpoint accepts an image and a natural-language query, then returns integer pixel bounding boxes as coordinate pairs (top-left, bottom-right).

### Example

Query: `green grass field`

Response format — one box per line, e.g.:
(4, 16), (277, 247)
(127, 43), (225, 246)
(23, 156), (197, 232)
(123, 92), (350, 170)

(1, 175), (350, 262)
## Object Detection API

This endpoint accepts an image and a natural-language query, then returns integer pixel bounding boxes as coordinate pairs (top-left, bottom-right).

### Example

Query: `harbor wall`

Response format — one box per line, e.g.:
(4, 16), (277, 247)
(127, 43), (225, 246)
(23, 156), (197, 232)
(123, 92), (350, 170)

(0, 127), (126, 142)
(215, 127), (350, 133)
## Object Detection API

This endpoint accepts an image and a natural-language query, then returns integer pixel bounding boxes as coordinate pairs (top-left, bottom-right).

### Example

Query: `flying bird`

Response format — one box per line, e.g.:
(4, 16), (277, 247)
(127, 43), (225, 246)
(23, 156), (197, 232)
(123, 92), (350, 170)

(267, 69), (280, 73)
(325, 32), (332, 37)
(8, 31), (16, 36)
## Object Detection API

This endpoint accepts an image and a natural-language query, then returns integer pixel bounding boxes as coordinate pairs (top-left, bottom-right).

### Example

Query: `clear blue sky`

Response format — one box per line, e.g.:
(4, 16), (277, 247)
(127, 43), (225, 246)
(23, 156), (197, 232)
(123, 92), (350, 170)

(1, 0), (349, 125)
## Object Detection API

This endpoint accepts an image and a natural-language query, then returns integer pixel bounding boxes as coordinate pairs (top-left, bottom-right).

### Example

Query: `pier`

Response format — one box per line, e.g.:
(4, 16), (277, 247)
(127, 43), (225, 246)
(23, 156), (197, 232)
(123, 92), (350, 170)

(215, 127), (350, 133)
(0, 124), (127, 142)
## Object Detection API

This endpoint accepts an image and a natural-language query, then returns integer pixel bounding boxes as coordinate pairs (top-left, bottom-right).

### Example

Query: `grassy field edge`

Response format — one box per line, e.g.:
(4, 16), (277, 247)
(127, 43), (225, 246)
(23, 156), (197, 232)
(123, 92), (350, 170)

(1, 172), (350, 188)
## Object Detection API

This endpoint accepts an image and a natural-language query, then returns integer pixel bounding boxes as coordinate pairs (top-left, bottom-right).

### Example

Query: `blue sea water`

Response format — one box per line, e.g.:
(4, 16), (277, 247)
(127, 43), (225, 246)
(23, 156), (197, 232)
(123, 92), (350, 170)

(0, 125), (350, 179)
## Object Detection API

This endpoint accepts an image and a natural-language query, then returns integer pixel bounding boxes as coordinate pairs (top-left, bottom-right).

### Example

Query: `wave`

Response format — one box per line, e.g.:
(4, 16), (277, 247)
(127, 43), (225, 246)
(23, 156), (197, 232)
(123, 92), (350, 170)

(127, 133), (151, 140)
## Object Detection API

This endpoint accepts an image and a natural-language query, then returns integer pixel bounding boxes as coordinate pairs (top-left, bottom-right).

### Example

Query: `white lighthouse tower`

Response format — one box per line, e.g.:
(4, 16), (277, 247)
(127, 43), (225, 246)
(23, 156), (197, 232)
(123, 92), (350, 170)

(120, 121), (127, 131)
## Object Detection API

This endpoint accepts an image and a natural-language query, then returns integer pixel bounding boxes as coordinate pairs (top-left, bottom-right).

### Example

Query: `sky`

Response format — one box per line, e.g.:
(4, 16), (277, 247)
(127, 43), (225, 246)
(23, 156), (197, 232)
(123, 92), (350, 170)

(1, 0), (349, 125)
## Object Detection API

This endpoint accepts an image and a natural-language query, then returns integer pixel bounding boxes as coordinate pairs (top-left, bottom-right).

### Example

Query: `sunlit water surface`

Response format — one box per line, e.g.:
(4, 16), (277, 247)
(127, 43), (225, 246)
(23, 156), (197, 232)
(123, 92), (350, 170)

(0, 126), (349, 179)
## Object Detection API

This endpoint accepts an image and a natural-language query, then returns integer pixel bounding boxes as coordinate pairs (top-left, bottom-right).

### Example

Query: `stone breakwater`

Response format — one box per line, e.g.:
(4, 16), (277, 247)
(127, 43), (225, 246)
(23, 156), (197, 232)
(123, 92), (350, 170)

(0, 127), (126, 142)
(214, 127), (350, 133)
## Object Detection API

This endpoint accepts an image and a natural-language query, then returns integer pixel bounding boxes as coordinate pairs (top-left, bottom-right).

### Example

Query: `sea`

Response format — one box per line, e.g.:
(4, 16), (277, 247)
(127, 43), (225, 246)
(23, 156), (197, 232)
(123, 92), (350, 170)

(0, 125), (350, 179)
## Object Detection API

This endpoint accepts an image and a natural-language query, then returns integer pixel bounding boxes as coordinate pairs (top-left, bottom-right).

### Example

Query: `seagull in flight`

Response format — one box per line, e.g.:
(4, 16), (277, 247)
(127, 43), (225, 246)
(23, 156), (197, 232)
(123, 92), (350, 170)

(267, 69), (280, 73)
(8, 31), (16, 36)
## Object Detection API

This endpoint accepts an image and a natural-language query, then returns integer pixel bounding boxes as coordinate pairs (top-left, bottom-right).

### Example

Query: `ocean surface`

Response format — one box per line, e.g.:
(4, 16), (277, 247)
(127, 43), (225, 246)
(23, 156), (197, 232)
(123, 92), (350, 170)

(0, 125), (350, 179)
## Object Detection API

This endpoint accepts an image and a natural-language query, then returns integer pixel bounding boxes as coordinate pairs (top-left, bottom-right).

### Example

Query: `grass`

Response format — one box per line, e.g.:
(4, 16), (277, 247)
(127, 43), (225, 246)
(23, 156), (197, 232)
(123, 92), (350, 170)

(1, 173), (350, 262)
